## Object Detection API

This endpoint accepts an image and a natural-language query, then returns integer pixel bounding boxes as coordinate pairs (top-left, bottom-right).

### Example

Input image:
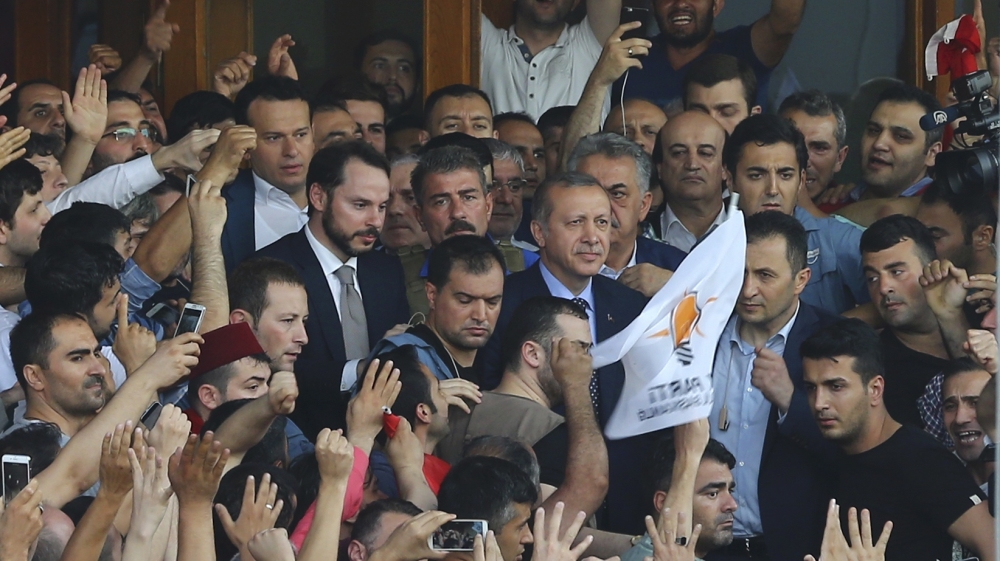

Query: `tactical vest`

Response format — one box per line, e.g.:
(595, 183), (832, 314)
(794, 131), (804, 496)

(496, 240), (526, 272)
(397, 244), (430, 317)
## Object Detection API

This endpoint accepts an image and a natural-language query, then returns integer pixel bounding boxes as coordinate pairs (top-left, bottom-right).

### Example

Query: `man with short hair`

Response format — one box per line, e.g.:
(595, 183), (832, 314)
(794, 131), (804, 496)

(370, 234), (505, 385)
(89, 91), (159, 175)
(437, 456), (537, 561)
(778, 90), (850, 212)
(0, 80), (67, 139)
(0, 160), (51, 268)
(424, 85), (498, 139)
(480, 0), (622, 120)
(537, 106), (575, 177)
(224, 76), (316, 272)
(617, 0), (805, 111)
(915, 181), (997, 277)
(683, 54), (761, 135)
(477, 171), (649, 533)
(255, 141), (408, 438)
(941, 358), (994, 489)
(340, 88), (388, 155)
(381, 154), (431, 254)
(801, 319), (995, 561)
(567, 133), (685, 285)
(22, 133), (69, 202)
(483, 139), (539, 261)
(356, 32), (420, 120)
(385, 115), (429, 161)
(347, 499), (424, 561)
(860, 216), (956, 428)
(708, 210), (840, 561)
(653, 111), (728, 251)
(852, 84), (944, 202)
(312, 98), (362, 150)
(725, 114), (868, 315)
(604, 99), (668, 157)
(494, 113), (547, 194)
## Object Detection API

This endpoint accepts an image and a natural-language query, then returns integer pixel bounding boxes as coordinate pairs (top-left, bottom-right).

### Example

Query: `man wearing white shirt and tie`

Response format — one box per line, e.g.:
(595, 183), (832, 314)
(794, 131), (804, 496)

(256, 141), (409, 440)
(223, 76), (317, 273)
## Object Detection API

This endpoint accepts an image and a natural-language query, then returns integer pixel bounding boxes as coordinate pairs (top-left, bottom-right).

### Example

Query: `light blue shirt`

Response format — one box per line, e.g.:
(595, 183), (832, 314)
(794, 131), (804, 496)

(709, 305), (799, 537)
(794, 206), (868, 315)
(539, 261), (596, 340)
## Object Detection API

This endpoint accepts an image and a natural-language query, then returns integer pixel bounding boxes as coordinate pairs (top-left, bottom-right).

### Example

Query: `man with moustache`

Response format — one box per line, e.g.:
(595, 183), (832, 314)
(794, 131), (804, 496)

(618, 0), (806, 111)
(480, 0), (624, 120)
(223, 76), (317, 273)
(941, 359), (995, 491)
(476, 171), (650, 533)
(494, 113), (547, 196)
(708, 211), (840, 561)
(381, 154), (431, 254)
(255, 141), (409, 438)
(355, 32), (421, 120)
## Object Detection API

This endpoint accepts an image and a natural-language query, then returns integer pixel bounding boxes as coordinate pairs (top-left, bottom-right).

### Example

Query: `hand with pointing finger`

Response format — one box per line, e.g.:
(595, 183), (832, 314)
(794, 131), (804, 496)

(112, 294), (157, 375)
(141, 0), (180, 62)
(267, 35), (298, 81)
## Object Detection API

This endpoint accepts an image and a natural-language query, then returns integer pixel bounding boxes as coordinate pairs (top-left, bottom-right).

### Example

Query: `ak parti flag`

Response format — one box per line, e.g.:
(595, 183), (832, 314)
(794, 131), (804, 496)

(592, 209), (746, 439)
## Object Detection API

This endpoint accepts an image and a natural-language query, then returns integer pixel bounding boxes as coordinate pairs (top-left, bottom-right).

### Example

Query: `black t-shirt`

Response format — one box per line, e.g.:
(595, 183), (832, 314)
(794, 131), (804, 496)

(880, 330), (951, 428)
(532, 424), (569, 487)
(407, 324), (480, 385)
(836, 425), (986, 561)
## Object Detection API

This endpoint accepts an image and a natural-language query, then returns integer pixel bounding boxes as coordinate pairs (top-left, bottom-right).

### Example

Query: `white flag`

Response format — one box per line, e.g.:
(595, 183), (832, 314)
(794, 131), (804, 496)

(592, 210), (746, 439)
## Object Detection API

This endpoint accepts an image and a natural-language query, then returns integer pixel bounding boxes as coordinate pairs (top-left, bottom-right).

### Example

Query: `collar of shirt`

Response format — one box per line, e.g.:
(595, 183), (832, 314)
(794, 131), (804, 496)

(792, 205), (822, 233)
(728, 301), (801, 356)
(304, 224), (359, 281)
(540, 261), (597, 339)
(598, 241), (638, 280)
(253, 172), (307, 211)
(849, 175), (933, 202)
(507, 22), (572, 51)
(661, 202), (727, 251)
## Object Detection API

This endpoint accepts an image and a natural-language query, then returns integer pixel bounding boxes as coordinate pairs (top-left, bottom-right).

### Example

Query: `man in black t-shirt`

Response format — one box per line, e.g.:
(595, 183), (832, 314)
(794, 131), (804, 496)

(860, 216), (962, 428)
(802, 320), (994, 561)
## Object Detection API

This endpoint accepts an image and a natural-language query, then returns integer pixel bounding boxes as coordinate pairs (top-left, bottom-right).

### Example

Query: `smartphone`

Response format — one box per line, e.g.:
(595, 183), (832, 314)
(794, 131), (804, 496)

(429, 520), (489, 552)
(620, 6), (650, 43)
(141, 402), (163, 431)
(174, 303), (206, 337)
(146, 303), (180, 326)
(2, 454), (30, 507)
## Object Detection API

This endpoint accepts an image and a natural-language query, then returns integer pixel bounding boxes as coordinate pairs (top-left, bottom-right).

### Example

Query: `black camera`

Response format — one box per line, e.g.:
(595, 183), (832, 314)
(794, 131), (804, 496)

(931, 70), (1000, 195)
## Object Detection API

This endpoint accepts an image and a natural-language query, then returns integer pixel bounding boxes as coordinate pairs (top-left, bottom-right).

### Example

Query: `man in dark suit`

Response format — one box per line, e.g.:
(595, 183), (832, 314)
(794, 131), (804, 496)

(707, 211), (840, 561)
(476, 171), (650, 533)
(567, 133), (687, 296)
(255, 142), (409, 440)
(222, 76), (316, 273)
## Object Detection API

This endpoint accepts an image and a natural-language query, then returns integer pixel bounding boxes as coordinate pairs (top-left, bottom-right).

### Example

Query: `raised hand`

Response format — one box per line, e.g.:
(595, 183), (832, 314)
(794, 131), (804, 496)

(920, 259), (970, 316)
(315, 428), (355, 485)
(964, 274), (996, 315)
(346, 358), (401, 451)
(438, 378), (482, 414)
(213, 52), (257, 99)
(533, 502), (592, 561)
(965, 329), (998, 374)
(127, 444), (174, 539)
(0, 74), (17, 108)
(112, 294), (157, 374)
(88, 44), (123, 75)
(645, 508), (701, 561)
(216, 473), (284, 557)
(188, 178), (228, 239)
(367, 510), (455, 561)
(591, 22), (650, 86)
(267, 35), (298, 80)
(385, 417), (424, 473)
(62, 65), (108, 146)
(153, 128), (221, 173)
(146, 404), (192, 460)
(472, 531), (504, 561)
(142, 0), (180, 61)
(198, 125), (255, 185)
(619, 263), (673, 298)
(804, 500), (892, 561)
(550, 336), (594, 391)
(99, 422), (138, 500)
(0, 479), (44, 561)
(248, 528), (296, 561)
(0, 126), (29, 171)
(167, 432), (230, 505)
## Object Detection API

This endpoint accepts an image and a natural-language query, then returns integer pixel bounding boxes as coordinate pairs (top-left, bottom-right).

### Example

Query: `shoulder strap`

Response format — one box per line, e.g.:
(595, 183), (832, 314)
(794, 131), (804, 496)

(496, 240), (526, 272)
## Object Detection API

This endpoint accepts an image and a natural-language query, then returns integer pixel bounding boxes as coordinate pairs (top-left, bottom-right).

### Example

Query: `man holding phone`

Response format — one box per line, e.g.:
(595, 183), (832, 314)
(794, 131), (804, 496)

(615, 0), (806, 111)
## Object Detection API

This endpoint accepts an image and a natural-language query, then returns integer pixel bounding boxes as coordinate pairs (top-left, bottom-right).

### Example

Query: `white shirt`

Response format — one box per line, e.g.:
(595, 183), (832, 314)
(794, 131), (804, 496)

(539, 261), (597, 341)
(0, 309), (22, 392)
(480, 15), (608, 121)
(253, 173), (309, 250)
(598, 241), (638, 280)
(660, 203), (727, 253)
(48, 155), (164, 214)
(304, 225), (364, 392)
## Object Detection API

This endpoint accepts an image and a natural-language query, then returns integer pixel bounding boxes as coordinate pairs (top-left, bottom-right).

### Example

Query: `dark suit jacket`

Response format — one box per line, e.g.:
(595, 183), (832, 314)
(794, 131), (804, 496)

(221, 169), (256, 275)
(707, 302), (841, 561)
(635, 236), (686, 271)
(254, 228), (409, 440)
(475, 262), (652, 533)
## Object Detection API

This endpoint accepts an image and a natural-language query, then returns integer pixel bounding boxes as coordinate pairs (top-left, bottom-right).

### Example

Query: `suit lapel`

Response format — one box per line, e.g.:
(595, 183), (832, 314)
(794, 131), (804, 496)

(289, 230), (346, 360)
(222, 170), (257, 271)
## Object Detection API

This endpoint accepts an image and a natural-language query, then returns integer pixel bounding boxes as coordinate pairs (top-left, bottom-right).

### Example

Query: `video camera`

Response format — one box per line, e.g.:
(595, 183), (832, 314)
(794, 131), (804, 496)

(924, 69), (1000, 195)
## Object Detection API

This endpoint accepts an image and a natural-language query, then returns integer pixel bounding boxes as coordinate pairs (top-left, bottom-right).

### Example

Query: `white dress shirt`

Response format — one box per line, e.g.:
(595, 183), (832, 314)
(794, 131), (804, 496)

(598, 241), (638, 280)
(660, 203), (727, 253)
(480, 15), (608, 121)
(48, 155), (164, 214)
(254, 173), (309, 250)
(304, 225), (364, 392)
(539, 261), (597, 341)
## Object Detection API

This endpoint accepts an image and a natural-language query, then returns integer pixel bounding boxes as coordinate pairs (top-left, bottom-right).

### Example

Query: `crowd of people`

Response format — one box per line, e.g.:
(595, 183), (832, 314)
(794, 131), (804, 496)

(0, 0), (998, 561)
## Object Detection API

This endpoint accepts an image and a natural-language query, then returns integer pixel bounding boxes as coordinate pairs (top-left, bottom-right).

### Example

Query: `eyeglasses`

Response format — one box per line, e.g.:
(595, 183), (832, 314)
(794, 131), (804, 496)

(489, 178), (528, 193)
(102, 126), (153, 143)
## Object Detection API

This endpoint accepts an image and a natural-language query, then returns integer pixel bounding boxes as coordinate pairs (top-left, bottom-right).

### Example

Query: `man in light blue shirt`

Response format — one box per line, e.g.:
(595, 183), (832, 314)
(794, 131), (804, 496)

(724, 113), (868, 315)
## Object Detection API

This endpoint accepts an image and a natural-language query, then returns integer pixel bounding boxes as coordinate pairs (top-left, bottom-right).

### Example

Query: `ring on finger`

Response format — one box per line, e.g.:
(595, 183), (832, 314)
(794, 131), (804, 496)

(265, 504), (274, 510)
(675, 536), (687, 546)
(627, 47), (634, 56)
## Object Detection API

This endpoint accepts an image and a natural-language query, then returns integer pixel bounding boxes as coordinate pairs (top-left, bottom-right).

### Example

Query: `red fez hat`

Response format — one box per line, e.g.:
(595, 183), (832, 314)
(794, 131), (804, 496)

(188, 322), (266, 380)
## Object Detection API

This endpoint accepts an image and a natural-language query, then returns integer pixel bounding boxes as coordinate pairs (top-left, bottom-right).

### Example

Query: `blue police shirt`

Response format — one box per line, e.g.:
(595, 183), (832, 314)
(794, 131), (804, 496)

(794, 206), (869, 315)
